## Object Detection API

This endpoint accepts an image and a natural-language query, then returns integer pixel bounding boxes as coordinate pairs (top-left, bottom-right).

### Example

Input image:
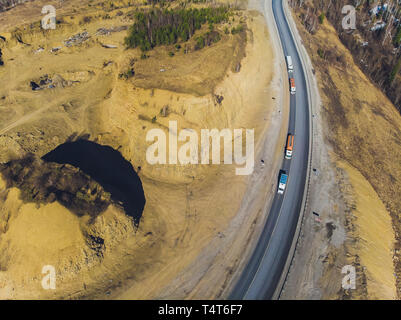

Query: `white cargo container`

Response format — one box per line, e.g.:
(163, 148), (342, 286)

(286, 55), (293, 72)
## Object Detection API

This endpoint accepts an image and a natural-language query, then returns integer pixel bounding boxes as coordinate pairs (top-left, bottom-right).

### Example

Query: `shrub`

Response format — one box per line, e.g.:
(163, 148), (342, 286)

(318, 12), (325, 24)
(81, 16), (92, 24)
(231, 24), (244, 34)
(394, 27), (401, 46)
(389, 58), (401, 84)
(119, 68), (135, 79)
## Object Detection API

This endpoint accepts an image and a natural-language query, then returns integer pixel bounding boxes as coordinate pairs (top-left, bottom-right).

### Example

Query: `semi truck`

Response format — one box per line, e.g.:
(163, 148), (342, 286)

(285, 134), (294, 159)
(286, 55), (293, 72)
(290, 77), (296, 94)
(278, 172), (288, 195)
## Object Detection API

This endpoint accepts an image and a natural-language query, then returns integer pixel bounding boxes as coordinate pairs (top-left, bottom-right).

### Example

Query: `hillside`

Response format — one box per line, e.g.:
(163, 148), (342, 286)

(289, 0), (401, 114)
(283, 1), (401, 299)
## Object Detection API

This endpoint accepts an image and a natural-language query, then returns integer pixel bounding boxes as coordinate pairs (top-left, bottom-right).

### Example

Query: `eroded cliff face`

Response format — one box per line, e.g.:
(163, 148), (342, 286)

(0, 173), (139, 299)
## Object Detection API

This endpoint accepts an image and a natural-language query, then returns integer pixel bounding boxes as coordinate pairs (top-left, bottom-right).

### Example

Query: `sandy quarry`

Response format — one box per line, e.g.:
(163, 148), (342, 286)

(281, 7), (400, 300)
(0, 0), (281, 299)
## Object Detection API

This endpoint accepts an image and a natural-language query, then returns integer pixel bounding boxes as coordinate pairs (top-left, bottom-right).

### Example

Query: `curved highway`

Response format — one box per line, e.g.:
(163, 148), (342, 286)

(229, 0), (311, 300)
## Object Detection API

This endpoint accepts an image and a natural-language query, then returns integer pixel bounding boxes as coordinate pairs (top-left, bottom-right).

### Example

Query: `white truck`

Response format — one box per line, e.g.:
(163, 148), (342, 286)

(286, 55), (293, 72)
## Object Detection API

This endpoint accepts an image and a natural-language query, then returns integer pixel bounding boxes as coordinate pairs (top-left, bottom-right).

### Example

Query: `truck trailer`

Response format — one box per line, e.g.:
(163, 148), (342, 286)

(286, 56), (293, 72)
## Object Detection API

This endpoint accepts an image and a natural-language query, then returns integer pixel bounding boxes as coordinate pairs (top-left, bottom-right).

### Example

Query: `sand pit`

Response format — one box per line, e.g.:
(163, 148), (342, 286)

(0, 0), (279, 299)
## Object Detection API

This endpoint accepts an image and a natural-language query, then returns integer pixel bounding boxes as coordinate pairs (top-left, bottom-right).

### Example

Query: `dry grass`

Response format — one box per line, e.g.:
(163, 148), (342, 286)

(337, 161), (396, 299)
(133, 27), (246, 96)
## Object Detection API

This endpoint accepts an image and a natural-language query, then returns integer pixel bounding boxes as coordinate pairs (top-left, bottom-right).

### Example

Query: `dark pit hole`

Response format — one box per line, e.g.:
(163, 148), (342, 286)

(42, 140), (146, 226)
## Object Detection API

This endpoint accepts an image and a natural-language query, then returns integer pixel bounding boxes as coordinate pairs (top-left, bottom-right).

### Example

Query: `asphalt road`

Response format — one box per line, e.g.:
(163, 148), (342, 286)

(229, 0), (310, 300)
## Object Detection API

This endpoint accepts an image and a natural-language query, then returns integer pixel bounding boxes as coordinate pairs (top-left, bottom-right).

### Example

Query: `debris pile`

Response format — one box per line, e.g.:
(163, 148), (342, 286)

(30, 74), (56, 91)
(34, 47), (44, 54)
(95, 26), (128, 36)
(101, 43), (117, 49)
(30, 81), (40, 90)
(30, 74), (79, 91)
(235, 62), (241, 73)
(214, 94), (224, 105)
(50, 46), (62, 53)
(31, 26), (127, 54)
(64, 31), (90, 47)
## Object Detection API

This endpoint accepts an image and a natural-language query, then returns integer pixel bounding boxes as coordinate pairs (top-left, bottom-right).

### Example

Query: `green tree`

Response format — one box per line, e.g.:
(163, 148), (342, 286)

(389, 58), (401, 84)
(319, 12), (325, 24)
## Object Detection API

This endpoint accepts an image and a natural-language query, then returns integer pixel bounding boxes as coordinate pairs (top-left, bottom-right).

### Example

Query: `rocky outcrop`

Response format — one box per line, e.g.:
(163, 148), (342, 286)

(64, 31), (90, 47)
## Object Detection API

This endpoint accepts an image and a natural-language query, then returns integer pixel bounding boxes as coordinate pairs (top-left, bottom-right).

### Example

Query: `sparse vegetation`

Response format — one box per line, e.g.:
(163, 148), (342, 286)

(81, 15), (92, 24)
(119, 68), (135, 79)
(194, 31), (221, 50)
(394, 26), (401, 46)
(317, 48), (324, 59)
(318, 12), (325, 24)
(124, 7), (230, 51)
(389, 57), (401, 84)
(231, 24), (244, 34)
(290, 0), (401, 113)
